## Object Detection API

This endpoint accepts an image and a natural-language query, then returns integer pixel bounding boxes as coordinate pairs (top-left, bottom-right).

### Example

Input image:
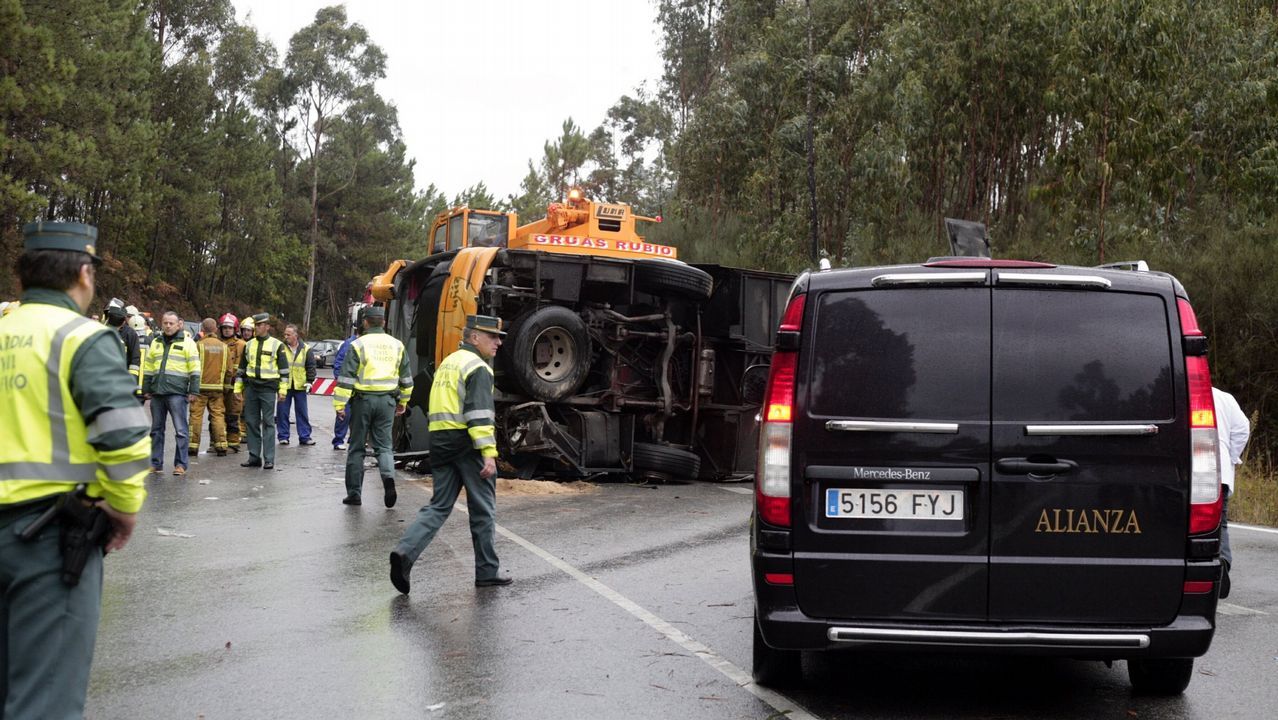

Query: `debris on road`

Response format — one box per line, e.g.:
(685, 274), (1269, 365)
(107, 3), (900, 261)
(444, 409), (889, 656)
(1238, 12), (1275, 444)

(156, 527), (195, 538)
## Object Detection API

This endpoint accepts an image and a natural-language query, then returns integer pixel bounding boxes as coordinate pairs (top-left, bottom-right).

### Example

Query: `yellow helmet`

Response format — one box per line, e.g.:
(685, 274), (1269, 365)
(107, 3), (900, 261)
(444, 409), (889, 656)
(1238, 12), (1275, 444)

(240, 316), (255, 331)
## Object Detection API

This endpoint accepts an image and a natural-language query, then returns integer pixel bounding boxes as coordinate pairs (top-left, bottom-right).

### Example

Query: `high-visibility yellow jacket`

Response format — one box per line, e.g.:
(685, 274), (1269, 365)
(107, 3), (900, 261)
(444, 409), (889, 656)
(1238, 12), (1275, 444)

(284, 341), (316, 392)
(142, 332), (200, 396)
(333, 328), (412, 413)
(195, 335), (228, 392)
(234, 335), (289, 395)
(0, 294), (150, 512)
(427, 345), (497, 459)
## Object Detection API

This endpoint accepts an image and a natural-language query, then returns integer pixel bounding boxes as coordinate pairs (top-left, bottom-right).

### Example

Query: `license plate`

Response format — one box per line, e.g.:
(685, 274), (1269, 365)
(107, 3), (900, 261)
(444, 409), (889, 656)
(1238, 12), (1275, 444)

(825, 488), (964, 520)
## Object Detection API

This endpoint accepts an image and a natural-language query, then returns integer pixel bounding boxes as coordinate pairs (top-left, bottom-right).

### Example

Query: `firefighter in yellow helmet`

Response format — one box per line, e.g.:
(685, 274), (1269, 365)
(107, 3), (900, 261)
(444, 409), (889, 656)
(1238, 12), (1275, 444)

(219, 313), (246, 449)
(0, 221), (149, 718)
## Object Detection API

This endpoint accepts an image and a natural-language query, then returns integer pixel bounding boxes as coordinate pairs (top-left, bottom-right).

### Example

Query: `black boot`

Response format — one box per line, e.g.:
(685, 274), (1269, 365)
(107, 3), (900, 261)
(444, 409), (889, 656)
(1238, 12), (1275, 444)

(389, 551), (411, 594)
(383, 478), (397, 508)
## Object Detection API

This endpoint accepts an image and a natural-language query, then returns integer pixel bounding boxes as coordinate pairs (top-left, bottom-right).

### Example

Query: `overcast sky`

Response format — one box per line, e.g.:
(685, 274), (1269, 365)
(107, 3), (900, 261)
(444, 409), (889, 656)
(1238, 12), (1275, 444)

(233, 0), (665, 201)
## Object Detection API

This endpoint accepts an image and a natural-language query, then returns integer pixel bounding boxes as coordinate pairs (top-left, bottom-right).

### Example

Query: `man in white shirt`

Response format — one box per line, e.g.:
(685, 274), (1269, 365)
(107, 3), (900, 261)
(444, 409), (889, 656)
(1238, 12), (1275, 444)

(1212, 387), (1250, 599)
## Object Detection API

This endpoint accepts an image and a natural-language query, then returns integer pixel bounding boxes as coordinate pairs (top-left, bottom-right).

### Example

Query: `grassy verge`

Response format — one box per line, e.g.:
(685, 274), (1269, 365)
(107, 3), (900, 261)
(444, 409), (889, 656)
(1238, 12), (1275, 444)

(1231, 459), (1278, 527)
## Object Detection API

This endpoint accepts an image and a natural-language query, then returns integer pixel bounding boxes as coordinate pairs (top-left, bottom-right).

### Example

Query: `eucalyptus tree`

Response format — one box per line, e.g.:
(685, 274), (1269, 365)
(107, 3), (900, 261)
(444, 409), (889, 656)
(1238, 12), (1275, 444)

(282, 5), (386, 332)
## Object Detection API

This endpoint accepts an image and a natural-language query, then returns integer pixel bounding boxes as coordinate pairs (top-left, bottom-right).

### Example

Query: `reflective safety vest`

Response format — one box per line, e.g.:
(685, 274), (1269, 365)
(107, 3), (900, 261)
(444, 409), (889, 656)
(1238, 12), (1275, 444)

(142, 333), (200, 396)
(352, 334), (405, 393)
(427, 348), (497, 458)
(286, 342), (311, 391)
(196, 336), (228, 391)
(0, 303), (151, 509)
(239, 335), (287, 395)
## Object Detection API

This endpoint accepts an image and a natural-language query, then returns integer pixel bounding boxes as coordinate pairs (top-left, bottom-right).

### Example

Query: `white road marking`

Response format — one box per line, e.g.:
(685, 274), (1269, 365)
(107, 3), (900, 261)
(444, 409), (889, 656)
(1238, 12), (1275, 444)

(717, 486), (754, 495)
(1232, 523), (1278, 536)
(456, 503), (821, 720)
(1217, 602), (1267, 617)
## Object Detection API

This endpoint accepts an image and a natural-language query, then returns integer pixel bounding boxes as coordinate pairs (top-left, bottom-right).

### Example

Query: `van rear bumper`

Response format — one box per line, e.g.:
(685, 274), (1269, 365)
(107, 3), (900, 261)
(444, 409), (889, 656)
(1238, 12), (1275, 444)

(757, 609), (1215, 659)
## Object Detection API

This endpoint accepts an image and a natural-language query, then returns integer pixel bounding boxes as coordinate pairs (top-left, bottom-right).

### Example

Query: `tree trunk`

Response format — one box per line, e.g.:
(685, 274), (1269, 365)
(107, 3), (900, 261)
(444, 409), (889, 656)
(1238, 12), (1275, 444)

(302, 127), (323, 333)
(805, 0), (818, 264)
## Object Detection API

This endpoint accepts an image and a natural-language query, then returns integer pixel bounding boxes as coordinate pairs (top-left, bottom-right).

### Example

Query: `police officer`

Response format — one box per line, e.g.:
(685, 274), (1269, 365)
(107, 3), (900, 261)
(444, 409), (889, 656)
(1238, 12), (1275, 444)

(0, 222), (150, 718)
(334, 306), (412, 507)
(234, 313), (289, 469)
(219, 314), (246, 450)
(330, 308), (364, 451)
(103, 297), (142, 393)
(389, 314), (507, 594)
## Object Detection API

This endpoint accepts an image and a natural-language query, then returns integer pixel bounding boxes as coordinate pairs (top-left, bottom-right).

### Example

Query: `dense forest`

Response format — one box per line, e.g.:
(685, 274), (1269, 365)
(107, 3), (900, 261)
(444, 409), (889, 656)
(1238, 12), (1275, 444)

(3, 1), (1277, 458)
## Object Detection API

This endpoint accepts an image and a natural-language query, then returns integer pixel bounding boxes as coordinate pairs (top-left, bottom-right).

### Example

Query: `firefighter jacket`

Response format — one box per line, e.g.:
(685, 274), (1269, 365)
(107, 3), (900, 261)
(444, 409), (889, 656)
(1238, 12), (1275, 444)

(142, 330), (200, 396)
(284, 341), (317, 392)
(195, 335), (229, 392)
(333, 328), (411, 413)
(426, 344), (497, 462)
(234, 335), (289, 396)
(222, 336), (245, 389)
(0, 289), (150, 513)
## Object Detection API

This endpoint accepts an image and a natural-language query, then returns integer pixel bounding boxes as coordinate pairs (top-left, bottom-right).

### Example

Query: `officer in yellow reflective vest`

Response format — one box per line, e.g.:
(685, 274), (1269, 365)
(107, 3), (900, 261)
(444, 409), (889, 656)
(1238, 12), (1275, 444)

(189, 317), (229, 456)
(0, 222), (149, 718)
(233, 313), (289, 469)
(389, 314), (508, 594)
(334, 306), (411, 507)
(276, 323), (316, 446)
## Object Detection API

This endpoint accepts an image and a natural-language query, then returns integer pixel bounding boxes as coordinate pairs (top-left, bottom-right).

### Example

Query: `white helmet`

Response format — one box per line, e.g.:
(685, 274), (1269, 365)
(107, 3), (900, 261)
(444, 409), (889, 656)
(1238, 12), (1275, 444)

(129, 315), (148, 332)
(125, 305), (139, 317)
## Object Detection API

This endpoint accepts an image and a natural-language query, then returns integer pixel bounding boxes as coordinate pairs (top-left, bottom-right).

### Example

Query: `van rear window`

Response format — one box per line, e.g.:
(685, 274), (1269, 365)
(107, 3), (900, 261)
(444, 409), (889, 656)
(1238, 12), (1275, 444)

(993, 291), (1173, 421)
(808, 289), (990, 421)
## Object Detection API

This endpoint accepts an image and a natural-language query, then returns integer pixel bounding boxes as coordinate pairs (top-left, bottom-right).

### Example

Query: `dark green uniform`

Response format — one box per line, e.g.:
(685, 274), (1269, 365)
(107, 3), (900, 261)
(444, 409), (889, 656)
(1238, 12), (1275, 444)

(1, 284), (150, 719)
(394, 343), (501, 580)
(233, 329), (289, 467)
(333, 326), (412, 503)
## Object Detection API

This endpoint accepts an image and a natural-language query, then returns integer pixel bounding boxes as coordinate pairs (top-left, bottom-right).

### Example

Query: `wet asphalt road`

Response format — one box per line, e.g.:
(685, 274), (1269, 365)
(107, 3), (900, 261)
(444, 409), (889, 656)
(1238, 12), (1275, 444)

(87, 398), (1278, 719)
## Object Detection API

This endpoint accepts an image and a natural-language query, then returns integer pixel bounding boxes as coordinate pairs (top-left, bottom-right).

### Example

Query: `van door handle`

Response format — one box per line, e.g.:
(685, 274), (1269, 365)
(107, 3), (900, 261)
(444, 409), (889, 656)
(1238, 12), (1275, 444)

(995, 457), (1078, 476)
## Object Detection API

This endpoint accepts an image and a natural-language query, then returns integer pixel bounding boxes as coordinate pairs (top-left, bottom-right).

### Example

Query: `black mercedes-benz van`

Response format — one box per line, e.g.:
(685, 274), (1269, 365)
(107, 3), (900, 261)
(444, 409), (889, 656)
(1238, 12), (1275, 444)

(750, 257), (1224, 695)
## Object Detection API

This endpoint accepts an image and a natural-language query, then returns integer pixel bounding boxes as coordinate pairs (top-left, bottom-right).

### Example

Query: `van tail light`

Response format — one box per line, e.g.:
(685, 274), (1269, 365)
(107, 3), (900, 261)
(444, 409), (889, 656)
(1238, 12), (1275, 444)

(757, 294), (806, 528)
(1180, 298), (1222, 535)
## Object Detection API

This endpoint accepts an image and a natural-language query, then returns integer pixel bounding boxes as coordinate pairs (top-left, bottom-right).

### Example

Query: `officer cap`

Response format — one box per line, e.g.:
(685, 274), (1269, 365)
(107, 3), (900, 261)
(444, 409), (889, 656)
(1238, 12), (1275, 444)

(22, 221), (101, 262)
(363, 306), (386, 320)
(465, 314), (506, 337)
(251, 312), (270, 324)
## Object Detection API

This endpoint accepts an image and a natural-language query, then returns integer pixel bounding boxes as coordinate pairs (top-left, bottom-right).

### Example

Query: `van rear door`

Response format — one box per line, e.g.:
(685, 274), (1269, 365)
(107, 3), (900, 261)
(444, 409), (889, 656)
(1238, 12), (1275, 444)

(988, 280), (1186, 624)
(792, 280), (991, 621)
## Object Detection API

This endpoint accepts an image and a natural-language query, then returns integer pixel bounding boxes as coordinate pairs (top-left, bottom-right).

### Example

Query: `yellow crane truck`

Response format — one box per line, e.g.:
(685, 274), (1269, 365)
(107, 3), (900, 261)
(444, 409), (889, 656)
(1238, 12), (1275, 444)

(368, 191), (793, 481)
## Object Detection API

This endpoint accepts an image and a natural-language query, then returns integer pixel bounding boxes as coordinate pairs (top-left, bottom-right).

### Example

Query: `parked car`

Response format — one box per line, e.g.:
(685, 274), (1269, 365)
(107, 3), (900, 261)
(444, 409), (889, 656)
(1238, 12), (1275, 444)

(751, 253), (1224, 696)
(311, 340), (338, 368)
